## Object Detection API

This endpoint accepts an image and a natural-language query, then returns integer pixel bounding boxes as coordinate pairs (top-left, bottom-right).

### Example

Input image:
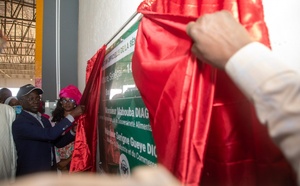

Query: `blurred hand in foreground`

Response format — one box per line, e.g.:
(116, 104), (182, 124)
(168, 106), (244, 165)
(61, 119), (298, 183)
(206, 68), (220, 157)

(0, 165), (181, 186)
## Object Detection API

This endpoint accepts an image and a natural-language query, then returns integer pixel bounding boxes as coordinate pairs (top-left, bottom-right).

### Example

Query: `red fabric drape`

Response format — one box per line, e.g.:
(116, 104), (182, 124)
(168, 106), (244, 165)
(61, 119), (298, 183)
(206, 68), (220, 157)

(85, 52), (99, 83)
(132, 0), (296, 185)
(70, 45), (107, 172)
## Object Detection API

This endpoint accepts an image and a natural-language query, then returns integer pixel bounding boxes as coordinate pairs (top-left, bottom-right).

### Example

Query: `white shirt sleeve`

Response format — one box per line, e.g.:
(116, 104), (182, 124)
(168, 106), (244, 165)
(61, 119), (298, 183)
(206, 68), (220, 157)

(225, 42), (300, 183)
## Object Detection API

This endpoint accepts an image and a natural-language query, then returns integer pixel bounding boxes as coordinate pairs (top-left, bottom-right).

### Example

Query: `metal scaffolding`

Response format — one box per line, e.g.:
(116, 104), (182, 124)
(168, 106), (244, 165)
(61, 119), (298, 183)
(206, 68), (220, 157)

(0, 0), (36, 79)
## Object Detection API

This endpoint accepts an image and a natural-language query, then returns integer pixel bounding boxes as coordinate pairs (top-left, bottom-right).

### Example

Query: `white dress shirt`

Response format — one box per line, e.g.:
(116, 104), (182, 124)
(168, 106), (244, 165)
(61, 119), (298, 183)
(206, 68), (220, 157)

(225, 42), (300, 184)
(0, 104), (16, 182)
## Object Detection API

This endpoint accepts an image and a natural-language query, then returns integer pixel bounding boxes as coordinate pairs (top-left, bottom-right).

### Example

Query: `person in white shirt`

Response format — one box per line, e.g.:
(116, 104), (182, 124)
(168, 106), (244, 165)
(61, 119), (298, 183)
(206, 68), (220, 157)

(186, 10), (300, 184)
(0, 103), (17, 182)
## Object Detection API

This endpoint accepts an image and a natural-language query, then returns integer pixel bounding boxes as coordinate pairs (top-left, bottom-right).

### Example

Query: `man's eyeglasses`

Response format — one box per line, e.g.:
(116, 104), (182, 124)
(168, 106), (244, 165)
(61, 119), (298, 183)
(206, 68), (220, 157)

(61, 98), (76, 104)
(25, 97), (41, 103)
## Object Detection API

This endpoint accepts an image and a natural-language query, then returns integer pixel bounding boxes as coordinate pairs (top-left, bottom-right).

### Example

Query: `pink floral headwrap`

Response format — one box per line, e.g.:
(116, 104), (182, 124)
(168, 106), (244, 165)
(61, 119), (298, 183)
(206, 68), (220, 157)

(59, 85), (82, 105)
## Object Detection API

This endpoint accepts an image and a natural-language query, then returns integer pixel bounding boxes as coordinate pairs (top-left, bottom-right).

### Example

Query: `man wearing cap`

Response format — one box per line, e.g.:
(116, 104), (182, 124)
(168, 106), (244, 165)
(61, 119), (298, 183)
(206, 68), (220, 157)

(12, 84), (84, 176)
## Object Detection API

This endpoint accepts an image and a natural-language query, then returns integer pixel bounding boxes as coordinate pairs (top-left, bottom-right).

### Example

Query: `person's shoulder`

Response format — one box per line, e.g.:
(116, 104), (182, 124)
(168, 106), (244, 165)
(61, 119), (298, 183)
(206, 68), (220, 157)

(0, 103), (14, 111)
(13, 111), (30, 122)
(13, 113), (23, 122)
(12, 112), (35, 129)
(0, 103), (15, 121)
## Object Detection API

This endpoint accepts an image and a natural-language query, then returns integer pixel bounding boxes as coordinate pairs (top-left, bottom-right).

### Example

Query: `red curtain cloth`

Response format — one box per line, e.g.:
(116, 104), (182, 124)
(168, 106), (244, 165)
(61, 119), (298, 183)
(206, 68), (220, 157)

(132, 0), (296, 185)
(85, 52), (98, 83)
(70, 45), (107, 172)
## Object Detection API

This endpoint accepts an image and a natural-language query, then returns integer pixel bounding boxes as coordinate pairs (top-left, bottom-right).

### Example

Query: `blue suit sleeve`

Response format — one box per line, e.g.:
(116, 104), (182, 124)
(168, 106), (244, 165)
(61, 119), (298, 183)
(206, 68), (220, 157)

(12, 115), (73, 142)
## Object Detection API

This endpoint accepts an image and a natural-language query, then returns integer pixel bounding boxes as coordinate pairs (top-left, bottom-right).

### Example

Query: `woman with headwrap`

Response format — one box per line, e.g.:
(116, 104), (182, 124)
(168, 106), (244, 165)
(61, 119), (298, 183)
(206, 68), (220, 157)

(51, 85), (82, 172)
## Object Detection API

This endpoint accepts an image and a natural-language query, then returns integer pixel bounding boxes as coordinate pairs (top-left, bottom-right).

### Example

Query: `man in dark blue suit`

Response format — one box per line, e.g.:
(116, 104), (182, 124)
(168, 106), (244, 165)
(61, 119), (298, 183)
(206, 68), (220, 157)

(12, 84), (84, 177)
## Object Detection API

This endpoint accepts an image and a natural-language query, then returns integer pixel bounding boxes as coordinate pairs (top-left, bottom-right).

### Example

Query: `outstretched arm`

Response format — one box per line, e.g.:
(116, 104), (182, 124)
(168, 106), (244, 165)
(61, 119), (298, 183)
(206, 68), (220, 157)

(186, 10), (300, 182)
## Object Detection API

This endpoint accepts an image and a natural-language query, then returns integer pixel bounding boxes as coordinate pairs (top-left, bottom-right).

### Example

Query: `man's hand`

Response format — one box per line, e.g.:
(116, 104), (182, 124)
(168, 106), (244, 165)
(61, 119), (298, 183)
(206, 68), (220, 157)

(4, 165), (181, 186)
(186, 10), (253, 69)
(70, 105), (85, 118)
(71, 123), (78, 133)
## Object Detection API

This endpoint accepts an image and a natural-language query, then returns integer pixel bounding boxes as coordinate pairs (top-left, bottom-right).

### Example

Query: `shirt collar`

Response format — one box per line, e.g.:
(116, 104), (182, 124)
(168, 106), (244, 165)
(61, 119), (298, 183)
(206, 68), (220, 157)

(24, 110), (42, 120)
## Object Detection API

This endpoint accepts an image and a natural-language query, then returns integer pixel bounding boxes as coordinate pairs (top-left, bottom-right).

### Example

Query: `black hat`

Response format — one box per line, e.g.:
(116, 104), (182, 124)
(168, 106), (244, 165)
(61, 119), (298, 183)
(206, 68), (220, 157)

(17, 84), (43, 99)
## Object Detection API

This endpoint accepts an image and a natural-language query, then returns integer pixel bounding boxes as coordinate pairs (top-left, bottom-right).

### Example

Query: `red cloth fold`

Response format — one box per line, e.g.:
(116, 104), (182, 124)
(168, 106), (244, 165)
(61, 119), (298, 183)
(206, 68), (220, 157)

(70, 45), (107, 172)
(132, 0), (296, 185)
(85, 50), (99, 83)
